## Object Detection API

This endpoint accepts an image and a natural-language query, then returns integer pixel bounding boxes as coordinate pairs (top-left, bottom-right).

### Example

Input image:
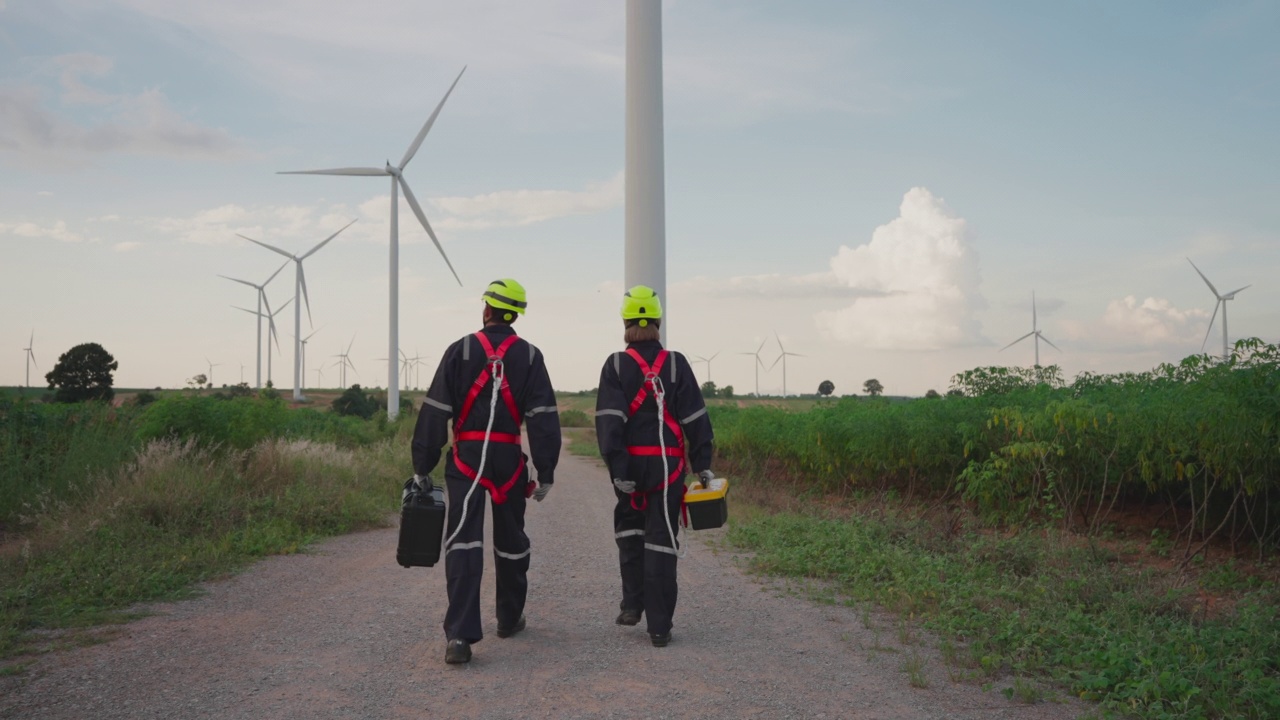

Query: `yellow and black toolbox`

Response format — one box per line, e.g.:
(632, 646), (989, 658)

(685, 477), (730, 530)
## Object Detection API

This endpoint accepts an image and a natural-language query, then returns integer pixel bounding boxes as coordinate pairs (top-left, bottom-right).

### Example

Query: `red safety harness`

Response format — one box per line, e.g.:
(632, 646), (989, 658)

(451, 332), (526, 504)
(623, 348), (688, 520)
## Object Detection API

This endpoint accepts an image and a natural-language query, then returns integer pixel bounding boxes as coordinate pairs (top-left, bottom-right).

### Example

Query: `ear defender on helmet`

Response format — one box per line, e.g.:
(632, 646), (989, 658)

(483, 279), (528, 318)
(621, 285), (663, 324)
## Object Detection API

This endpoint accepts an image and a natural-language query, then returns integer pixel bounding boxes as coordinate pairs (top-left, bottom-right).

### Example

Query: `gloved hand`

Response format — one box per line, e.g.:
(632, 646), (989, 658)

(533, 482), (552, 502)
(612, 478), (637, 494)
(413, 473), (434, 491)
(698, 469), (715, 487)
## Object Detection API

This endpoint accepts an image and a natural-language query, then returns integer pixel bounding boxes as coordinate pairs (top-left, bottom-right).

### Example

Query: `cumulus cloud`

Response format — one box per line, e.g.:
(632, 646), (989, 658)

(1061, 296), (1210, 349)
(0, 53), (236, 162)
(429, 172), (622, 231)
(0, 220), (85, 242)
(113, 241), (142, 252)
(816, 187), (985, 350)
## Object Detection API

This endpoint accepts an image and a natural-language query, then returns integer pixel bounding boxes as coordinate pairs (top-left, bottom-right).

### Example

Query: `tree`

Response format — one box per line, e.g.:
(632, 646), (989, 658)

(700, 380), (718, 399)
(719, 385), (734, 399)
(187, 374), (207, 389)
(818, 380), (835, 397)
(332, 384), (378, 419)
(46, 343), (118, 403)
(924, 389), (941, 399)
(862, 378), (884, 397)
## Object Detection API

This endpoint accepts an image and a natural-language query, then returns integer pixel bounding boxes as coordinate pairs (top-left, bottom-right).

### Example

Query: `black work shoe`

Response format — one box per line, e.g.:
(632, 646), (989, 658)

(496, 615), (526, 639)
(650, 632), (671, 647)
(445, 639), (472, 664)
(616, 609), (642, 626)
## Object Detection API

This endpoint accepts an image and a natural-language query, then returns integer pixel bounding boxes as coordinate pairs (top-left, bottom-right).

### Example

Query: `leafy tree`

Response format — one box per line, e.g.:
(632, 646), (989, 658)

(863, 378), (884, 397)
(332, 384), (378, 419)
(924, 389), (941, 399)
(818, 380), (835, 397)
(45, 342), (118, 403)
(187, 374), (207, 389)
(700, 380), (718, 399)
(946, 388), (964, 398)
(719, 385), (734, 399)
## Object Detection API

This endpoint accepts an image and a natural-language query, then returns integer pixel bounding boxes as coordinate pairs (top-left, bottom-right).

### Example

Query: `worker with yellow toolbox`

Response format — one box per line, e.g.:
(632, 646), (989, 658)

(594, 286), (719, 648)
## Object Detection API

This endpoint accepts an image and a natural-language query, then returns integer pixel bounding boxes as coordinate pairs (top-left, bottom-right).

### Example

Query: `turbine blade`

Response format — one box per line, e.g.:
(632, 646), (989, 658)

(767, 355), (782, 371)
(301, 219), (356, 260)
(398, 177), (462, 286)
(400, 66), (466, 169)
(1001, 331), (1035, 351)
(1187, 258), (1221, 298)
(346, 333), (357, 355)
(231, 305), (259, 316)
(1040, 334), (1062, 352)
(218, 275), (258, 289)
(1223, 284), (1251, 299)
(299, 265), (312, 327)
(263, 259), (290, 286)
(241, 235), (295, 260)
(277, 167), (388, 176)
(1200, 300), (1220, 352)
(774, 330), (786, 354)
(756, 338), (767, 354)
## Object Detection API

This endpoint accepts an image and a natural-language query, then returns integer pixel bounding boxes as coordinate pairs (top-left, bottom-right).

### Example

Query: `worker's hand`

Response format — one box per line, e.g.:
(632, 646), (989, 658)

(613, 478), (637, 494)
(413, 473), (434, 492)
(698, 469), (715, 487)
(533, 482), (552, 502)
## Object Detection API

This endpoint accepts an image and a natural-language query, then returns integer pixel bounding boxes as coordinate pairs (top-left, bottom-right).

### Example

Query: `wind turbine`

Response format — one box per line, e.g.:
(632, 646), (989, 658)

(738, 339), (768, 396)
(333, 334), (358, 389)
(1187, 258), (1251, 360)
(22, 331), (37, 387)
(410, 350), (429, 389)
(298, 327), (322, 391)
(1000, 291), (1060, 367)
(219, 260), (289, 388)
(241, 220), (355, 401)
(234, 297), (292, 388)
(691, 351), (720, 384)
(280, 67), (466, 420)
(205, 358), (222, 387)
(313, 364), (326, 388)
(767, 332), (805, 398)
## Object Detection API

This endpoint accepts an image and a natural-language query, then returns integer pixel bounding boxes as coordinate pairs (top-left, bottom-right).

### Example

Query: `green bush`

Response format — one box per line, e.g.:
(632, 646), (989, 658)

(560, 408), (591, 427)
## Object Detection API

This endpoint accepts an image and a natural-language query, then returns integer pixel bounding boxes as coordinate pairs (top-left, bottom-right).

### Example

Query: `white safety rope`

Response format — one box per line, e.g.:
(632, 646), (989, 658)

(650, 373), (686, 559)
(444, 357), (503, 549)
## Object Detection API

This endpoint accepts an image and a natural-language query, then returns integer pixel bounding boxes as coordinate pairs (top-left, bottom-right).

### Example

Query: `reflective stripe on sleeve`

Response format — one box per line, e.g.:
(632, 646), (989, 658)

(597, 408), (628, 421)
(425, 397), (452, 413)
(681, 407), (707, 424)
(524, 406), (557, 417)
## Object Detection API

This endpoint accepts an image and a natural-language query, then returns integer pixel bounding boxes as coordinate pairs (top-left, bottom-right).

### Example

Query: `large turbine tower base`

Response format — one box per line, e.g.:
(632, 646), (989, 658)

(625, 0), (667, 344)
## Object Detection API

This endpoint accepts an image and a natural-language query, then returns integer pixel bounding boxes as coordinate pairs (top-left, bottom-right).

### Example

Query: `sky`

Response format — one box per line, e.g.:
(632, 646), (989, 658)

(2, 0), (1278, 397)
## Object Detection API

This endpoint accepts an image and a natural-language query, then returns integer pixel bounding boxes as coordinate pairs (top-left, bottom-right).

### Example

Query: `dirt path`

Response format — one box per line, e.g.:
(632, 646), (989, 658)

(1, 448), (1087, 720)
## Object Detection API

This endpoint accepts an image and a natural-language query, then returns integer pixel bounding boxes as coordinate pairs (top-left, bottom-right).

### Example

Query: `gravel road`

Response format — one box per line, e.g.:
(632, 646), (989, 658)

(1, 446), (1088, 719)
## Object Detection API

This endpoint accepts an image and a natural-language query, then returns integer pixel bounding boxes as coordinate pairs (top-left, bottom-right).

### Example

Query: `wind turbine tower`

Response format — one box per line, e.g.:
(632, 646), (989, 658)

(692, 351), (720, 383)
(242, 221), (354, 401)
(625, 0), (667, 345)
(1000, 291), (1060, 367)
(23, 331), (37, 387)
(738, 339), (768, 396)
(219, 260), (289, 388)
(768, 332), (805, 397)
(281, 69), (466, 420)
(1188, 258), (1251, 360)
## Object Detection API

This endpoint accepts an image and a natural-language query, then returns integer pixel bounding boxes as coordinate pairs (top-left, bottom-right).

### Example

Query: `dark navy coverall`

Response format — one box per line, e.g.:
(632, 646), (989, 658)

(595, 340), (714, 636)
(412, 324), (561, 643)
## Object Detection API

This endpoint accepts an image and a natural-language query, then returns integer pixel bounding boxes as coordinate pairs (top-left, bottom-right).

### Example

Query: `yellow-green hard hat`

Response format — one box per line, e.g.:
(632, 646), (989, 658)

(483, 279), (527, 317)
(621, 285), (662, 326)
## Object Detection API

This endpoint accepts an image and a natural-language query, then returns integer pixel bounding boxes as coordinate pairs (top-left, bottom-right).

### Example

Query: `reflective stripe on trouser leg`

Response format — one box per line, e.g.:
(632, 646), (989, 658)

(642, 481), (682, 636)
(492, 471), (531, 631)
(443, 472), (486, 643)
(614, 489), (646, 614)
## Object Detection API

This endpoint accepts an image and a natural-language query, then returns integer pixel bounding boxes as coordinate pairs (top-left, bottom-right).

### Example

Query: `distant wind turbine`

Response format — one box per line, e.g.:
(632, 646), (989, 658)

(22, 331), (37, 387)
(280, 67), (466, 420)
(767, 332), (805, 398)
(205, 358), (222, 387)
(313, 364), (326, 388)
(1001, 291), (1060, 367)
(333, 334), (358, 389)
(241, 220), (355, 401)
(219, 260), (289, 388)
(234, 296), (292, 388)
(1187, 258), (1251, 360)
(691, 351), (720, 384)
(298, 327), (322, 391)
(738, 339), (769, 396)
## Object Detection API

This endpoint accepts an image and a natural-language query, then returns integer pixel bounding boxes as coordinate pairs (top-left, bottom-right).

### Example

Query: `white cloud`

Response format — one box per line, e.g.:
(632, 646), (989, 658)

(0, 53), (236, 163)
(816, 187), (986, 350)
(429, 172), (623, 231)
(113, 241), (142, 252)
(1061, 296), (1210, 350)
(0, 220), (85, 242)
(36, 190), (53, 197)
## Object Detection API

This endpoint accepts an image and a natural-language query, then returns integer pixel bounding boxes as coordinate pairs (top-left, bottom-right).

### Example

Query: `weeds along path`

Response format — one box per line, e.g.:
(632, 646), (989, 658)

(0, 446), (1085, 720)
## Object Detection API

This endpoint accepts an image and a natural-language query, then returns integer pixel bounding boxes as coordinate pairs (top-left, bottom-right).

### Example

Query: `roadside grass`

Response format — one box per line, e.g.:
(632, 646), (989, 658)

(563, 427), (602, 460)
(0, 434), (405, 663)
(725, 485), (1280, 720)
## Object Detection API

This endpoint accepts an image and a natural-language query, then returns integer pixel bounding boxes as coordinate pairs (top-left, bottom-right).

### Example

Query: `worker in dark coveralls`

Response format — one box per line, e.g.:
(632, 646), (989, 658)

(594, 285), (715, 647)
(411, 278), (562, 664)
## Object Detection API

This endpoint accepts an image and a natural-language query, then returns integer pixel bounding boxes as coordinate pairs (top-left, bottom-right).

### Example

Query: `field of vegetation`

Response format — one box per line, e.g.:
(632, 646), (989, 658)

(0, 391), (412, 664)
(711, 339), (1280, 720)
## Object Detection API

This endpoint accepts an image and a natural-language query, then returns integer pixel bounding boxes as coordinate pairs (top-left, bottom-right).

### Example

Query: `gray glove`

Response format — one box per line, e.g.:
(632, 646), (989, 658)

(413, 473), (434, 491)
(612, 478), (637, 494)
(533, 482), (552, 502)
(698, 469), (715, 486)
